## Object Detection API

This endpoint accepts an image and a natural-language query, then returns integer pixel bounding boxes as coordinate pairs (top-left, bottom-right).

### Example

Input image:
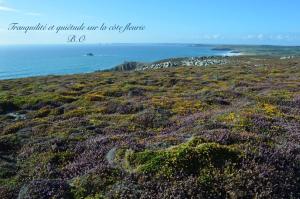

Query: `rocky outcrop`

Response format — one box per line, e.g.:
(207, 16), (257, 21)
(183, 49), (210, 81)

(111, 56), (230, 72)
(113, 61), (146, 71)
(280, 56), (295, 60)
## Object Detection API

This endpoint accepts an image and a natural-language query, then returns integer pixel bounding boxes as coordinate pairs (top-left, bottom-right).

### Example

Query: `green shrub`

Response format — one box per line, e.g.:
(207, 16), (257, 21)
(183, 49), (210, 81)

(126, 138), (241, 177)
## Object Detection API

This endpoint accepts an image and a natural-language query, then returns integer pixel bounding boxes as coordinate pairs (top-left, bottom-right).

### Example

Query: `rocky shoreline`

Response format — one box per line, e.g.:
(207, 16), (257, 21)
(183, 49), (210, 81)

(111, 56), (231, 71)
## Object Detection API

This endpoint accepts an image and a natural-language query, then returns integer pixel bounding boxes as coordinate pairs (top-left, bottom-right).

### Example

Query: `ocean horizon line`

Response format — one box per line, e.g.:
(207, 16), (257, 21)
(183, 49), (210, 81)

(0, 43), (300, 47)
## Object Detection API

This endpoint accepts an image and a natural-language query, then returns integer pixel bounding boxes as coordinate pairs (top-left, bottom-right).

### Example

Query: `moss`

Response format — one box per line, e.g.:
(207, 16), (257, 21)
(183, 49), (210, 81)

(126, 138), (241, 177)
(126, 149), (161, 169)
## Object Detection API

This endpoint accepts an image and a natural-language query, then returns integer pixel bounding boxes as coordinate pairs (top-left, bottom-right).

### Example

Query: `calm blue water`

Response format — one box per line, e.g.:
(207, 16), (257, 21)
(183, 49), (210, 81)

(0, 44), (225, 80)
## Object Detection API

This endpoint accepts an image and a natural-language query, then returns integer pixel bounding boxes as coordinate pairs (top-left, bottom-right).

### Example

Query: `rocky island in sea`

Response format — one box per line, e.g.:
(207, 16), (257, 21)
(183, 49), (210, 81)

(0, 51), (299, 198)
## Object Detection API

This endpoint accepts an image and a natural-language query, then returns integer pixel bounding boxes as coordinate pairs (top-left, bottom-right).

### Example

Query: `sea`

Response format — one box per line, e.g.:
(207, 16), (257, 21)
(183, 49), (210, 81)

(0, 44), (232, 80)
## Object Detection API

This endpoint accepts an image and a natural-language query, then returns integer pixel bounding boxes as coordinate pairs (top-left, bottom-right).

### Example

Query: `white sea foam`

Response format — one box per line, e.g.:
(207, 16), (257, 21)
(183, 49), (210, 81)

(223, 52), (243, 56)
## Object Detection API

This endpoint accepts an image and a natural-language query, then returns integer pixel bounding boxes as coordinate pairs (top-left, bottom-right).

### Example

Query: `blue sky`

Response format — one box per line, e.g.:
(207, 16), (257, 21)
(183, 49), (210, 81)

(0, 0), (300, 45)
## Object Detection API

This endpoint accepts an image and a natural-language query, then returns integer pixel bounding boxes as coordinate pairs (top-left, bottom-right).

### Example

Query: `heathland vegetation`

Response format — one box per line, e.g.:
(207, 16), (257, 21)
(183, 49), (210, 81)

(0, 56), (299, 198)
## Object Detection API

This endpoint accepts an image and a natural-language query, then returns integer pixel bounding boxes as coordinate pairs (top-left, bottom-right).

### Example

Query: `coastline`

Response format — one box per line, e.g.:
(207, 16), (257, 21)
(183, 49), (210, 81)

(0, 54), (297, 82)
(0, 44), (226, 80)
(1, 44), (300, 81)
(0, 54), (241, 81)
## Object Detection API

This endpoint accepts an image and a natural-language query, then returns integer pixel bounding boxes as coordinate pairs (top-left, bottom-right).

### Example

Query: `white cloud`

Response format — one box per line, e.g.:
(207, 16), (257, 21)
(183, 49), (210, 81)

(0, 2), (41, 15)
(276, 35), (283, 40)
(25, 12), (41, 16)
(243, 33), (299, 42)
(246, 34), (254, 39)
(257, 34), (264, 39)
(268, 34), (293, 40)
(244, 34), (264, 40)
(212, 34), (221, 39)
(200, 34), (222, 40)
(0, 5), (18, 12)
